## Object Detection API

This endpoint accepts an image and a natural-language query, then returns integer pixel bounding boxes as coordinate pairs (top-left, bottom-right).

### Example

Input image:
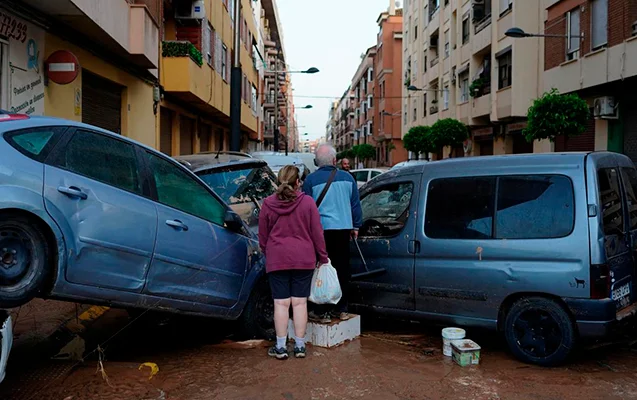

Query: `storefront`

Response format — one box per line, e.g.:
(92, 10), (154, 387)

(0, 9), (45, 116)
(472, 127), (494, 156)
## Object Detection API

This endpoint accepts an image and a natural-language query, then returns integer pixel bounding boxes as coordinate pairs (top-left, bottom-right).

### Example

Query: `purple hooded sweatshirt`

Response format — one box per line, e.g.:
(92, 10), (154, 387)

(258, 191), (329, 273)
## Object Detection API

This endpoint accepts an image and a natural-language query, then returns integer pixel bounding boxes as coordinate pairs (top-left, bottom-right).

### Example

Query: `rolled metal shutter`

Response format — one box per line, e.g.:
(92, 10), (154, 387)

(82, 71), (123, 134)
(555, 110), (595, 152)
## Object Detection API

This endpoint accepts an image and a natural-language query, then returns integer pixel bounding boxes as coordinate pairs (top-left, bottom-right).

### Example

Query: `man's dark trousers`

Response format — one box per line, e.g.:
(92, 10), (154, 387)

(314, 229), (351, 315)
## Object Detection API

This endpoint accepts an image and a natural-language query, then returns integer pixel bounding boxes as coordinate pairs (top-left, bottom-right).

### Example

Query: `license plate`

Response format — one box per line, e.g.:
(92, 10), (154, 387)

(612, 283), (631, 301)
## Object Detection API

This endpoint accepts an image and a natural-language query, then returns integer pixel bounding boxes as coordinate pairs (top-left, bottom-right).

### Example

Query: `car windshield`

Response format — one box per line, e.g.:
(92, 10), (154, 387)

(255, 155), (303, 168)
(197, 165), (277, 228)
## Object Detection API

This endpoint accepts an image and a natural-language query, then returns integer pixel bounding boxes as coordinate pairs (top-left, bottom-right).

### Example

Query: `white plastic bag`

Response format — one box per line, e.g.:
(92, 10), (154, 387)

(308, 260), (342, 305)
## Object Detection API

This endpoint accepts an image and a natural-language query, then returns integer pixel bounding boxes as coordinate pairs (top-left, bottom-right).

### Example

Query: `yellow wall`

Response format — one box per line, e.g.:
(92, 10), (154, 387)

(43, 33), (157, 148)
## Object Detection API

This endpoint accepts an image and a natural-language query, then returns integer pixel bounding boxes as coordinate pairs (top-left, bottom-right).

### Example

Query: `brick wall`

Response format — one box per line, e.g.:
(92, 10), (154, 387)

(544, 17), (566, 70)
(545, 0), (637, 71)
(177, 26), (202, 51)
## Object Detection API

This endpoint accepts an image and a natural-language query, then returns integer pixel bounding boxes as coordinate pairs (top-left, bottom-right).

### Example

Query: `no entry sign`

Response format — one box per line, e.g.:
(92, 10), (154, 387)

(46, 50), (80, 85)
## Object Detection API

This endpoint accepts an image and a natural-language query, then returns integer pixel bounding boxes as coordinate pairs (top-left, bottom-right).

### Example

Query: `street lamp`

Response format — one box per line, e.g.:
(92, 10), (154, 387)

(505, 27), (583, 39)
(408, 85), (448, 92)
(284, 104), (313, 155)
(271, 63), (320, 152)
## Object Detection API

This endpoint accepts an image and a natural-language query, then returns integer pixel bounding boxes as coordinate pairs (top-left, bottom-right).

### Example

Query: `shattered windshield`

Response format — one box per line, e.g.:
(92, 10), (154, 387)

(197, 165), (277, 228)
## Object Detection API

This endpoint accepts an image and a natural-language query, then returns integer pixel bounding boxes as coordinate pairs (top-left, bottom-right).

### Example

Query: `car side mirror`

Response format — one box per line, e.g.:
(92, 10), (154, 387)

(224, 210), (244, 232)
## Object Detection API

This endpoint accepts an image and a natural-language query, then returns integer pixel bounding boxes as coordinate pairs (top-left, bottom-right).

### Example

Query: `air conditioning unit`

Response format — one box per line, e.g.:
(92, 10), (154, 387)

(450, 66), (457, 84)
(593, 96), (618, 119)
(429, 36), (438, 48)
(175, 0), (205, 20)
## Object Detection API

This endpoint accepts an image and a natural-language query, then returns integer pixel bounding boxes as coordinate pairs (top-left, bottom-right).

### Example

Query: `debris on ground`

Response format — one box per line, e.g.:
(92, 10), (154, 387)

(139, 362), (160, 380)
(212, 339), (269, 349)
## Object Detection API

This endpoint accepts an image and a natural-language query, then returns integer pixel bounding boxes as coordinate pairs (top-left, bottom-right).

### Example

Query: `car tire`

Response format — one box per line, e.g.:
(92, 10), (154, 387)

(0, 215), (51, 308)
(504, 297), (575, 367)
(239, 278), (275, 340)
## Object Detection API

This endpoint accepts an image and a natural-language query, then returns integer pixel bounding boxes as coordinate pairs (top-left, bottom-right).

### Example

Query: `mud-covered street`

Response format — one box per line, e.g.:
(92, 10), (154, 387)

(3, 301), (637, 400)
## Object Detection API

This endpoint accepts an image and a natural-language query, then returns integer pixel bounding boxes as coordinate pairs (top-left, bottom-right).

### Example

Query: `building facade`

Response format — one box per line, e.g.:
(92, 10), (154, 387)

(543, 0), (637, 161)
(402, 0), (544, 158)
(2, 0), (160, 147)
(351, 46), (376, 146)
(374, 5), (408, 166)
(2, 0), (291, 156)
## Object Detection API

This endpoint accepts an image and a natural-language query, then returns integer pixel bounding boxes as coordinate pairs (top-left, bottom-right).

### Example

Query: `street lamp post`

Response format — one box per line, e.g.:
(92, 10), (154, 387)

(504, 27), (582, 39)
(272, 63), (318, 152)
(285, 105), (312, 155)
(229, 0), (242, 152)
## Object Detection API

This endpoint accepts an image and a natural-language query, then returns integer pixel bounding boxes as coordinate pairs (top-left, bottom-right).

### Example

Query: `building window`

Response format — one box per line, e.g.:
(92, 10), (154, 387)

(499, 0), (512, 15)
(203, 22), (213, 66)
(413, 99), (417, 121)
(566, 8), (580, 60)
(368, 121), (373, 136)
(459, 72), (469, 103)
(462, 16), (470, 44)
(497, 51), (512, 89)
(368, 94), (373, 109)
(251, 85), (257, 112)
(368, 68), (374, 82)
(221, 44), (228, 81)
(444, 29), (450, 58)
(591, 0), (608, 50)
(423, 93), (427, 117)
(423, 54), (427, 73)
(443, 85), (449, 109)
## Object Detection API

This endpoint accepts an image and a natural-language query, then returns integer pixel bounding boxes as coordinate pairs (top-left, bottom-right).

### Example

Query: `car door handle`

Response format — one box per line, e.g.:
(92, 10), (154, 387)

(166, 219), (189, 231)
(408, 240), (420, 254)
(57, 186), (88, 200)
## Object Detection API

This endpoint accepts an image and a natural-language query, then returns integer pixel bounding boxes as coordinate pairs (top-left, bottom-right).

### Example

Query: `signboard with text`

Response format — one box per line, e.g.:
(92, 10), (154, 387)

(1, 10), (45, 116)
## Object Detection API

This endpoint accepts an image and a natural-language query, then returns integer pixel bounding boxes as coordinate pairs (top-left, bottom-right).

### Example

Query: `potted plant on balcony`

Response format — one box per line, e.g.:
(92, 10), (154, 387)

(430, 118), (469, 158)
(469, 78), (486, 98)
(524, 88), (589, 145)
(162, 41), (203, 66)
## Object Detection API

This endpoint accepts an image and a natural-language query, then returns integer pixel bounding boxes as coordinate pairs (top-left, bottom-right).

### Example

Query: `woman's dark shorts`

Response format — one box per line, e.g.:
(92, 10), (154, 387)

(268, 269), (314, 299)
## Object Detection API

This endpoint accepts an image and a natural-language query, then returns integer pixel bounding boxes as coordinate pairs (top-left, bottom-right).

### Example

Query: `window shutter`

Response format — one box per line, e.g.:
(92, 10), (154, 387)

(215, 34), (222, 72)
(210, 27), (216, 69)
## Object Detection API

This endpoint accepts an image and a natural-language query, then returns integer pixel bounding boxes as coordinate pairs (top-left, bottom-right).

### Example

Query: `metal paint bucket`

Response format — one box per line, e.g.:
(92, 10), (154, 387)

(442, 327), (466, 357)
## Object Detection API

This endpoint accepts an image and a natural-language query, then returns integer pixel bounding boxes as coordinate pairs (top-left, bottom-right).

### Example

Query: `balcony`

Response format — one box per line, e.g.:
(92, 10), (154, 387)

(23, 0), (159, 69)
(472, 92), (491, 118)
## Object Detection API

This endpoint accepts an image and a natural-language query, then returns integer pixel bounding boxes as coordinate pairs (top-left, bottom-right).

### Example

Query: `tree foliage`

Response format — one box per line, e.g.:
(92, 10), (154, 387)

(354, 144), (376, 161)
(524, 88), (590, 143)
(403, 126), (434, 159)
(430, 118), (469, 151)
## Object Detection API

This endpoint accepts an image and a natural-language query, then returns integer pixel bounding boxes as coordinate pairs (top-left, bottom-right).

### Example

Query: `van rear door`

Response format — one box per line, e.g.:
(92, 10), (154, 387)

(587, 153), (634, 313)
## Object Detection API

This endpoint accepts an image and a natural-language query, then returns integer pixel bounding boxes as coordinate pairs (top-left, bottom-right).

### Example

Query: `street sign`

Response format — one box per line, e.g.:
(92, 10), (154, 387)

(46, 50), (80, 85)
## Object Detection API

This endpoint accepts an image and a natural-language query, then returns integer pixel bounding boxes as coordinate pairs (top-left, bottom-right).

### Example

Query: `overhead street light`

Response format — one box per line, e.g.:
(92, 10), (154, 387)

(408, 85), (449, 93)
(272, 63), (320, 153)
(284, 104), (313, 155)
(505, 27), (583, 39)
(382, 111), (401, 117)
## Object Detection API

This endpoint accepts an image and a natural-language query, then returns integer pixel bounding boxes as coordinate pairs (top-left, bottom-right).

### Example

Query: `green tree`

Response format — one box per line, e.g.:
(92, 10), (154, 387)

(403, 125), (434, 160)
(356, 143), (376, 162)
(430, 118), (469, 157)
(524, 88), (589, 143)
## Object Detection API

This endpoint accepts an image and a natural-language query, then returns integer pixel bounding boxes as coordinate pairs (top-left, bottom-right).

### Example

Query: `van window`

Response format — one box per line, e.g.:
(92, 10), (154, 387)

(496, 176), (574, 239)
(598, 168), (624, 236)
(425, 177), (495, 239)
(621, 168), (637, 231)
(360, 182), (413, 237)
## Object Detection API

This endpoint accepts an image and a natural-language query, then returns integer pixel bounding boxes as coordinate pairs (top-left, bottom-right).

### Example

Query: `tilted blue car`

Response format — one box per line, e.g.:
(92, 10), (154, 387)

(0, 112), (273, 338)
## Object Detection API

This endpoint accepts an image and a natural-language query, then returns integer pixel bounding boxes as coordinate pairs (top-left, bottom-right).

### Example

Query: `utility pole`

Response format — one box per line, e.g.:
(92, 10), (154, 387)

(229, 0), (242, 152)
(273, 55), (280, 152)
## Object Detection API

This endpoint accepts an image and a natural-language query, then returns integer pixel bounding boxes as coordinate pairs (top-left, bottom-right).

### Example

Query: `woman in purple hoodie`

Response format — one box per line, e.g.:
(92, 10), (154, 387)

(258, 165), (329, 360)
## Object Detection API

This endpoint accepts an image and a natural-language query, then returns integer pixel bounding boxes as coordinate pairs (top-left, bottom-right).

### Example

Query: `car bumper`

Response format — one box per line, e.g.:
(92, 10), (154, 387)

(563, 297), (618, 338)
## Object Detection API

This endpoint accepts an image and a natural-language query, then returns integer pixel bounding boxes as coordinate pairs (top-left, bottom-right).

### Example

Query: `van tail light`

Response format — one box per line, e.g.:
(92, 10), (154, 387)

(0, 113), (29, 121)
(590, 263), (611, 299)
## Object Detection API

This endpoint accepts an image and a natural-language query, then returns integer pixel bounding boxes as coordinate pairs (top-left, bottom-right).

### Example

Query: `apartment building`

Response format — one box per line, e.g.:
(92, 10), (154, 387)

(332, 87), (356, 153)
(374, 5), (408, 166)
(160, 0), (262, 156)
(352, 46), (376, 145)
(403, 0), (544, 157)
(1, 0), (159, 146)
(262, 0), (298, 152)
(543, 0), (637, 161)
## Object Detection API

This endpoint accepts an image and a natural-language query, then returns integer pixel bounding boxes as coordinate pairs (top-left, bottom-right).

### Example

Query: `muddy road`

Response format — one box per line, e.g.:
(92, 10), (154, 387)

(3, 303), (637, 400)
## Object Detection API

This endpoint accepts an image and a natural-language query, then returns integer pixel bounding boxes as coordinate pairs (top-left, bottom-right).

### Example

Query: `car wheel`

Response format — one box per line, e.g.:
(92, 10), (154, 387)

(504, 297), (575, 366)
(239, 278), (275, 340)
(0, 216), (51, 308)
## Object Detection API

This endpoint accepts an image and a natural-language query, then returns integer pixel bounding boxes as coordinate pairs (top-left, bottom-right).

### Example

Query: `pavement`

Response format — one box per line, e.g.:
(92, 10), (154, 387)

(4, 302), (637, 400)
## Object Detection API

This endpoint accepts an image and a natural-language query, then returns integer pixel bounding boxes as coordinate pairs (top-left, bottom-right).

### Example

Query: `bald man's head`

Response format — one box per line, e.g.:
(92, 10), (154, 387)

(315, 144), (337, 167)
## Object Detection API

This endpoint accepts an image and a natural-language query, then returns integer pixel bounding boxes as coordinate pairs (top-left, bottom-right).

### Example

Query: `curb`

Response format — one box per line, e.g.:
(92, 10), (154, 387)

(44, 305), (111, 360)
